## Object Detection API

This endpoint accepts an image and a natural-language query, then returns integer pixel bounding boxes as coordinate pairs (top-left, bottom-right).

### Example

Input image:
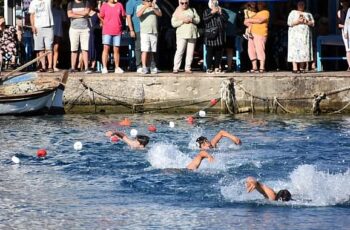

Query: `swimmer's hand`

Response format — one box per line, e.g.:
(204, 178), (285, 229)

(246, 176), (258, 193)
(105, 131), (113, 137)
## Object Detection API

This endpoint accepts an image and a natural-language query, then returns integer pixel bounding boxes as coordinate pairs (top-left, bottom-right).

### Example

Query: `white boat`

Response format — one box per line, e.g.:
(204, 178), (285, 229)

(0, 71), (69, 115)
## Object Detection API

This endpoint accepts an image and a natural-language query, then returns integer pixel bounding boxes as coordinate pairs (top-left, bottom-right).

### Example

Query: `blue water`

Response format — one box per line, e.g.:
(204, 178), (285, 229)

(0, 114), (349, 229)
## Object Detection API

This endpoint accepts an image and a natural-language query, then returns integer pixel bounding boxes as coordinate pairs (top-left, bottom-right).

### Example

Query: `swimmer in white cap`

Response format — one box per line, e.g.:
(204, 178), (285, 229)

(187, 130), (241, 170)
(106, 131), (150, 149)
(246, 176), (292, 202)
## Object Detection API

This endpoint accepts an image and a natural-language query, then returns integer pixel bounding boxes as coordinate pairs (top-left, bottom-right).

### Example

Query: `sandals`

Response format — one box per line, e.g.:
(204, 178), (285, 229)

(292, 70), (301, 74)
(248, 69), (258, 73)
(37, 68), (46, 73)
(259, 69), (265, 73)
(48, 68), (54, 73)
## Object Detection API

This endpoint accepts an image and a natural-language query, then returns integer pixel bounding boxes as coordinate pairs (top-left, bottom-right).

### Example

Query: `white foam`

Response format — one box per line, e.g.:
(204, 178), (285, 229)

(147, 143), (192, 169)
(146, 143), (227, 172)
(221, 164), (350, 206)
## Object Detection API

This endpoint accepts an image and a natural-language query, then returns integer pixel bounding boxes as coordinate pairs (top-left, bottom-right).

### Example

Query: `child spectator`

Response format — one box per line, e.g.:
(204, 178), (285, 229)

(67, 0), (91, 74)
(137, 0), (162, 74)
(243, 2), (256, 40)
(100, 0), (126, 74)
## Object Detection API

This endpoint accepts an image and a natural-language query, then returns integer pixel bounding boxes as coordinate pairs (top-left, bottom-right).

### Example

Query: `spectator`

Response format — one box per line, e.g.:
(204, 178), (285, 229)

(242, 2), (257, 40)
(29, 0), (54, 72)
(287, 0), (314, 73)
(67, 0), (91, 74)
(171, 0), (200, 74)
(126, 0), (143, 73)
(339, 0), (350, 71)
(222, 3), (237, 72)
(52, 0), (68, 71)
(0, 16), (18, 69)
(88, 0), (102, 72)
(244, 2), (269, 73)
(100, 0), (126, 74)
(203, 0), (228, 74)
(137, 0), (162, 74)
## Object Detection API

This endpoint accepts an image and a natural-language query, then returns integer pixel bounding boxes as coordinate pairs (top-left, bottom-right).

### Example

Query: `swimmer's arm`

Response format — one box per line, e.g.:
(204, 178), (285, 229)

(186, 151), (214, 170)
(246, 177), (276, 200)
(211, 130), (242, 147)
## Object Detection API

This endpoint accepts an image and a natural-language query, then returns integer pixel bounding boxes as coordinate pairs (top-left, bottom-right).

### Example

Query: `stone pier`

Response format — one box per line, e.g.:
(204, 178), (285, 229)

(63, 71), (350, 114)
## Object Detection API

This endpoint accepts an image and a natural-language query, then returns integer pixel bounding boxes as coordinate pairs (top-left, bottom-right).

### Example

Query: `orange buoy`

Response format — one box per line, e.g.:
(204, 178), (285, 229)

(37, 149), (47, 158)
(119, 118), (131, 126)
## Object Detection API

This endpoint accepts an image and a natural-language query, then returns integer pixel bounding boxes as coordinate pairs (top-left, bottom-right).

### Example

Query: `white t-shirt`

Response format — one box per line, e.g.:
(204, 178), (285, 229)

(29, 0), (54, 28)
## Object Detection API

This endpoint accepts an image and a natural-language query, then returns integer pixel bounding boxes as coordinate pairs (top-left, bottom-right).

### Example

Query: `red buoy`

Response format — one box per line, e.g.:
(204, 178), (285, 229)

(187, 116), (195, 124)
(37, 149), (47, 158)
(210, 98), (218, 106)
(110, 136), (119, 143)
(148, 125), (157, 132)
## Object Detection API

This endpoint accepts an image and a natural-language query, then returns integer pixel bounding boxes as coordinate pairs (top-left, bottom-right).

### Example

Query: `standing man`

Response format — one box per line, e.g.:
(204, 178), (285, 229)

(67, 0), (91, 73)
(126, 0), (143, 73)
(137, 0), (162, 74)
(29, 0), (54, 72)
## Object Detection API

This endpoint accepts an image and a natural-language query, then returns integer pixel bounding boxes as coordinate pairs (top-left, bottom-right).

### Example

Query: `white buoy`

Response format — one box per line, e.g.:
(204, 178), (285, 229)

(169, 121), (175, 128)
(130, 129), (138, 137)
(199, 110), (206, 117)
(74, 141), (83, 151)
(11, 156), (20, 164)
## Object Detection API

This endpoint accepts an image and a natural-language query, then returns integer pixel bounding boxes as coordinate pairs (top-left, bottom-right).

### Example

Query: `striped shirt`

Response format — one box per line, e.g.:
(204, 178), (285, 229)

(203, 8), (228, 47)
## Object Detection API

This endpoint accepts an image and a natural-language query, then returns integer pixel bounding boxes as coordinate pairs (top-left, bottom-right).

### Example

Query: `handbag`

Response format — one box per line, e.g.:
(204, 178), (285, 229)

(205, 26), (219, 40)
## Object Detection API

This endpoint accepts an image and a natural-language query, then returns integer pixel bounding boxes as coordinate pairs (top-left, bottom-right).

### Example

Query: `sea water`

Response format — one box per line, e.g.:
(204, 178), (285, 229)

(0, 114), (349, 229)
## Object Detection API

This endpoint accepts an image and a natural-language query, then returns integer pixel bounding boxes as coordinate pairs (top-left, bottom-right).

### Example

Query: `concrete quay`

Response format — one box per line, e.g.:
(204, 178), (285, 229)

(63, 71), (350, 114)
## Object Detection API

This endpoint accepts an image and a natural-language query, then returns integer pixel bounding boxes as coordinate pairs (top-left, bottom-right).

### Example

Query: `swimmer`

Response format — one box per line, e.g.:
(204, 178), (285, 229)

(187, 130), (241, 170)
(106, 131), (150, 149)
(246, 176), (292, 202)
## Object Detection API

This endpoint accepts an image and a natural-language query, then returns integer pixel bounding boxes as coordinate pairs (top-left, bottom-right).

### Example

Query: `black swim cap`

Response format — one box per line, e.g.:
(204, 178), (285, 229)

(136, 135), (150, 147)
(276, 189), (292, 202)
(196, 136), (209, 146)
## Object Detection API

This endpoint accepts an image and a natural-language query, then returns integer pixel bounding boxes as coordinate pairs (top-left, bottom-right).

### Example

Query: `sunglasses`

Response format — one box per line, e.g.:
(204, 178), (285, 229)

(180, 2), (188, 5)
(144, 0), (153, 2)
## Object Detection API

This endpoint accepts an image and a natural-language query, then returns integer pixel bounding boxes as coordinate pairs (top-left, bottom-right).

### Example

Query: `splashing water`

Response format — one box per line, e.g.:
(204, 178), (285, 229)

(289, 164), (350, 206)
(221, 164), (350, 206)
(147, 143), (192, 169)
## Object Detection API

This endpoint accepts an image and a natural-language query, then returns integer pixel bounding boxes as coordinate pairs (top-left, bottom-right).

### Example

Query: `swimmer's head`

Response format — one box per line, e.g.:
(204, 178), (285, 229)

(136, 135), (150, 147)
(196, 136), (213, 149)
(275, 189), (292, 202)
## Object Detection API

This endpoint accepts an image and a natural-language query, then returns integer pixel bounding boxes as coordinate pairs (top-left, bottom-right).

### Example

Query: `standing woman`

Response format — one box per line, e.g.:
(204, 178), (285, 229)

(340, 0), (350, 71)
(244, 2), (270, 73)
(203, 0), (228, 74)
(287, 0), (314, 73)
(172, 0), (200, 74)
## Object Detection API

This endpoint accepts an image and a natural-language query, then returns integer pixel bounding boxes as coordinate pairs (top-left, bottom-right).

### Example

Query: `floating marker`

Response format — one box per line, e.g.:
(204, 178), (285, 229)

(187, 116), (195, 124)
(210, 98), (218, 106)
(110, 136), (119, 143)
(169, 121), (175, 128)
(130, 129), (138, 137)
(37, 149), (47, 158)
(199, 110), (206, 117)
(11, 156), (20, 164)
(148, 125), (157, 132)
(74, 141), (83, 151)
(119, 118), (131, 126)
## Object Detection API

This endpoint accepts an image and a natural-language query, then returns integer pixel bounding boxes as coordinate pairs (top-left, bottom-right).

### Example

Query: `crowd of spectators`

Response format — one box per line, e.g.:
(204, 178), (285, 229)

(0, 0), (349, 74)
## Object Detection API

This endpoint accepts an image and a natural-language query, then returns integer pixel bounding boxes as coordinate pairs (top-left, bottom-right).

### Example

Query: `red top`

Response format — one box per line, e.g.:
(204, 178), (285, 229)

(100, 2), (126, 35)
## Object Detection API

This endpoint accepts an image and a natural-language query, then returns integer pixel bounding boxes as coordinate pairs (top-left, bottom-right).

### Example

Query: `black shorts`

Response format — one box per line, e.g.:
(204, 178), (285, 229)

(226, 36), (235, 49)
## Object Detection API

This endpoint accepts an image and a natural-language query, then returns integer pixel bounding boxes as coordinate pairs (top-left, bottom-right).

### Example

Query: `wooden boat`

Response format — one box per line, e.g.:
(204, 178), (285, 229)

(0, 71), (69, 115)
